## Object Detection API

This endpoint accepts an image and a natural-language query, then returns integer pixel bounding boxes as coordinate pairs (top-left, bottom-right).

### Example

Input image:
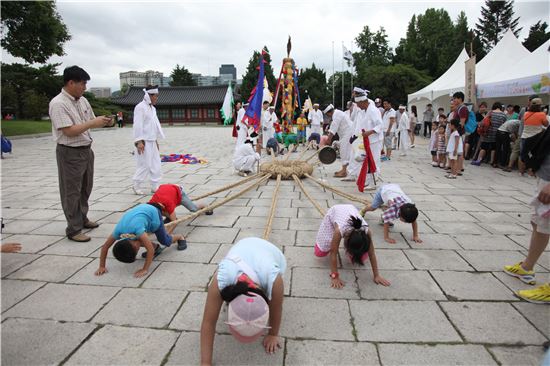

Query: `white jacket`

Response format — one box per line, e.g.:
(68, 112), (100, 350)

(133, 100), (165, 143)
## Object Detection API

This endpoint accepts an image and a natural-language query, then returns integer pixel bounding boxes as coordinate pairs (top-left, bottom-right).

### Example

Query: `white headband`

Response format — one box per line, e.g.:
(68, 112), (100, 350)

(323, 104), (334, 114)
(145, 88), (159, 94)
(354, 95), (368, 102)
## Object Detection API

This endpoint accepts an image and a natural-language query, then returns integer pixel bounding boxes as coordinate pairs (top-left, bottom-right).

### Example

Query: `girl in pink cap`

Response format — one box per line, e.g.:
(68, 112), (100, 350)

(200, 237), (286, 365)
(314, 204), (390, 289)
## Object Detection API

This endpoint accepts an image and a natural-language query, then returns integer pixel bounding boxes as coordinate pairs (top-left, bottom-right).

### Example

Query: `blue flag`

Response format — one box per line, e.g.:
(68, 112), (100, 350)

(243, 51), (265, 131)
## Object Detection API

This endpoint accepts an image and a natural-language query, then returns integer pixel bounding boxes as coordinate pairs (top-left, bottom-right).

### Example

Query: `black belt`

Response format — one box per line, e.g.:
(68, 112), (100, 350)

(58, 144), (91, 149)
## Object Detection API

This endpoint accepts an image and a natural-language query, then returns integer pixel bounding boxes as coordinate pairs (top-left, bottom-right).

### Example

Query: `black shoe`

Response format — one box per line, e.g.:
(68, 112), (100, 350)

(142, 243), (163, 258)
(163, 217), (171, 224)
(177, 239), (187, 251)
(205, 210), (214, 215)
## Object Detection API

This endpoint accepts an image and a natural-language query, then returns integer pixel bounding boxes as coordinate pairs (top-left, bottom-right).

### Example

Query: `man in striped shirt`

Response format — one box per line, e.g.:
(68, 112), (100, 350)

(49, 66), (112, 242)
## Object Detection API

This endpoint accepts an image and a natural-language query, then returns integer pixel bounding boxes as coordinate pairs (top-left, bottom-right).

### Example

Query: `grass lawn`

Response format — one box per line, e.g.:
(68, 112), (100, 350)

(1, 120), (52, 137)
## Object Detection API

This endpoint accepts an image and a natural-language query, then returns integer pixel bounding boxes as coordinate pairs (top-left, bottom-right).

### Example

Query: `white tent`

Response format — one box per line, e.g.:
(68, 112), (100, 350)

(477, 39), (550, 98)
(407, 29), (536, 112)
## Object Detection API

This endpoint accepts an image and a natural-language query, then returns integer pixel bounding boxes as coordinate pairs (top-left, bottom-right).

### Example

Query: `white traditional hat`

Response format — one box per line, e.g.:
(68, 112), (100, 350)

(323, 104), (334, 114)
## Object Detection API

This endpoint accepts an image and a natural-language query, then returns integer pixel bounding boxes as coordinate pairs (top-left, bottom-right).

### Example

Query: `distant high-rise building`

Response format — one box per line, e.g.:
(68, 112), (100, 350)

(89, 87), (111, 98)
(119, 70), (170, 89)
(219, 64), (236, 80)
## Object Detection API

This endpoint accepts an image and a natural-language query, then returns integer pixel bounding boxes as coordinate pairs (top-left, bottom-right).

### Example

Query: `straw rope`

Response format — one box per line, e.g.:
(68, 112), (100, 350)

(304, 173), (369, 205)
(165, 174), (271, 230)
(262, 174), (282, 240)
(292, 174), (326, 217)
(189, 173), (263, 201)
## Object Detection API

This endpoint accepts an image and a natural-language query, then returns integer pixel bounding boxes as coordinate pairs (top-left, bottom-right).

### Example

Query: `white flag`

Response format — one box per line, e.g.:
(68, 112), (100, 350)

(262, 76), (272, 103)
(343, 45), (353, 61)
(220, 83), (234, 125)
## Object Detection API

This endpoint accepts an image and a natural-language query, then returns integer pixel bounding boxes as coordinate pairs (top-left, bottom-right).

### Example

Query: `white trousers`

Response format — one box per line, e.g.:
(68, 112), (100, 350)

(262, 127), (274, 148)
(399, 130), (410, 153)
(309, 124), (321, 137)
(236, 126), (247, 148)
(133, 140), (162, 188)
(233, 155), (259, 172)
(339, 134), (352, 166)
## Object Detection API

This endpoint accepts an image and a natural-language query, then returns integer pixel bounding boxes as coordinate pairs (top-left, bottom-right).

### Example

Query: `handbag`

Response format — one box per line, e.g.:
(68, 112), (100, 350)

(477, 112), (492, 136)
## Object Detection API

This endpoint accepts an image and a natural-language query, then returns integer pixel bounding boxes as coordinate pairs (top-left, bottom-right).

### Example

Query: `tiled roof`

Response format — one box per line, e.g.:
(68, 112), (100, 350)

(111, 85), (229, 106)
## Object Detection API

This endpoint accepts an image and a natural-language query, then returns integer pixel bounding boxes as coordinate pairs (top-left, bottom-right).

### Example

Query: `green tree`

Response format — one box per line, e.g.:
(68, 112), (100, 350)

(394, 8), (459, 78)
(298, 63), (329, 106)
(475, 0), (521, 52)
(523, 21), (550, 51)
(240, 46), (277, 102)
(23, 90), (49, 119)
(353, 26), (393, 68)
(169, 64), (196, 86)
(1, 1), (71, 64)
(355, 64), (432, 107)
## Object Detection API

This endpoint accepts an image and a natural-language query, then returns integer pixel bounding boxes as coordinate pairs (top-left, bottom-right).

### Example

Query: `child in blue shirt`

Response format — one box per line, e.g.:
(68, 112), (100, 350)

(95, 203), (184, 278)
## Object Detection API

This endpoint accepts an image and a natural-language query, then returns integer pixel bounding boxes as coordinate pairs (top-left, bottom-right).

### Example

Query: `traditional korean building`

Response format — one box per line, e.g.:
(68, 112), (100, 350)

(111, 85), (229, 125)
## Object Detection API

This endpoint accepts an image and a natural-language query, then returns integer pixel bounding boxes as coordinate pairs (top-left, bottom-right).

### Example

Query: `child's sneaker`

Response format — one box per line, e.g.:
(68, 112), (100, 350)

(503, 262), (536, 285)
(516, 283), (550, 304)
(177, 239), (187, 251)
(431, 161), (438, 167)
(141, 243), (164, 258)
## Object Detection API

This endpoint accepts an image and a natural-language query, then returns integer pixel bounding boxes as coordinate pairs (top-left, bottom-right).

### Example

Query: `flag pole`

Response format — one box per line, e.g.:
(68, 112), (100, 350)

(332, 41), (335, 106)
(350, 40), (354, 95)
(341, 41), (344, 109)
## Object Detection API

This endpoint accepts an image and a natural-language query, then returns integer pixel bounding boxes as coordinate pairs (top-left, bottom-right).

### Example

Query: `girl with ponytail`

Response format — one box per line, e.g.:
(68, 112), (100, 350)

(314, 204), (390, 289)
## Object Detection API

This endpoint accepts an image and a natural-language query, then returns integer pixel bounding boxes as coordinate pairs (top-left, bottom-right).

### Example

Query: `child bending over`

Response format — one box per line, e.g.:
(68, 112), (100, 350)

(314, 204), (390, 289)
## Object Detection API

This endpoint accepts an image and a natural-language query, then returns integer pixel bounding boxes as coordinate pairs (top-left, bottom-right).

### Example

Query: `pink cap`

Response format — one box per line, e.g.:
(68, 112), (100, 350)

(225, 293), (270, 343)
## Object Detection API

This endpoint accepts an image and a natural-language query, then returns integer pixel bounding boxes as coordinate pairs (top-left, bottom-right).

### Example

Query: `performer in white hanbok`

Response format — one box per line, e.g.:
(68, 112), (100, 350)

(235, 103), (249, 148)
(260, 101), (271, 149)
(397, 105), (410, 156)
(233, 139), (260, 176)
(324, 104), (353, 178)
(344, 88), (383, 189)
(262, 106), (276, 147)
(132, 85), (165, 195)
(308, 103), (323, 137)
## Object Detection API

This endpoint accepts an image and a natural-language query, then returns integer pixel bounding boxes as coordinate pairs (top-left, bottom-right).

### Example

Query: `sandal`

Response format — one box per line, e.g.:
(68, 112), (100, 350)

(177, 239), (188, 251)
(446, 175), (457, 179)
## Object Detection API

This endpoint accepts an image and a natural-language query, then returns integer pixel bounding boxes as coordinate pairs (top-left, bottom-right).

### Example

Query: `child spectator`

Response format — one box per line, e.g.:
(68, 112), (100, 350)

(200, 237), (286, 363)
(429, 121), (439, 166)
(266, 137), (280, 156)
(149, 183), (213, 224)
(446, 119), (463, 179)
(471, 102), (507, 167)
(314, 204), (390, 288)
(296, 112), (307, 145)
(436, 125), (447, 168)
(273, 121), (282, 143)
(95, 203), (185, 278)
(361, 184), (422, 244)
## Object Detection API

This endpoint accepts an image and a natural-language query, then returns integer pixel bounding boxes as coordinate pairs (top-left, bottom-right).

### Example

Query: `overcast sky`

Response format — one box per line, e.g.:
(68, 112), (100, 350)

(1, 0), (547, 91)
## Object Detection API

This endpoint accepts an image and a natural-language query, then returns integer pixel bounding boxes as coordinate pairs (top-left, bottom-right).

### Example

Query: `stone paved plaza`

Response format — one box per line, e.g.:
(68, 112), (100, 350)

(1, 126), (549, 365)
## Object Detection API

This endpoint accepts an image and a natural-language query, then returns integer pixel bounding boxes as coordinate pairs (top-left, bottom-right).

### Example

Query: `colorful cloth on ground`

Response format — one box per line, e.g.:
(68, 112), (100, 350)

(161, 154), (208, 164)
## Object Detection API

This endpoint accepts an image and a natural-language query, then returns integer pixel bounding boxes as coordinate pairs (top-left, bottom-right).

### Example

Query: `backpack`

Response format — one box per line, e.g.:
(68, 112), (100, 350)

(461, 105), (477, 134)
(477, 112), (492, 136)
(1, 135), (12, 153)
(523, 127), (550, 172)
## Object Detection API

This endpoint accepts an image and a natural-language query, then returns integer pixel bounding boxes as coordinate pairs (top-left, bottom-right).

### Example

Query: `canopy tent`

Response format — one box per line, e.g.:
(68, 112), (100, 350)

(477, 39), (550, 98)
(407, 29), (536, 112)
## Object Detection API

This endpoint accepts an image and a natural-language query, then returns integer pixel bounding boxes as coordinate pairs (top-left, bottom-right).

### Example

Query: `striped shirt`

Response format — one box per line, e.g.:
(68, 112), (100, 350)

(483, 111), (507, 143)
(49, 88), (95, 147)
(382, 196), (409, 224)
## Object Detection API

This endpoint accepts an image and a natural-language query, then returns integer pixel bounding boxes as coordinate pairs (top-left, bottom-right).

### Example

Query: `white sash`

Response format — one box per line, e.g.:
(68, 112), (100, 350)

(227, 255), (260, 285)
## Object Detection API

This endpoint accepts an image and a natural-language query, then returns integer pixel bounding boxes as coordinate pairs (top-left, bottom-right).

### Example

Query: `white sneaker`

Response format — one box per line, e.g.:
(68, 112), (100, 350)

(133, 186), (145, 195)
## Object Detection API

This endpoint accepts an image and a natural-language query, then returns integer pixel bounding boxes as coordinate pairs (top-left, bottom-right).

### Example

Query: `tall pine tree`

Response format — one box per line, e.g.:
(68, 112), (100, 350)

(169, 64), (196, 86)
(298, 63), (329, 106)
(523, 21), (550, 51)
(240, 46), (276, 102)
(475, 0), (521, 52)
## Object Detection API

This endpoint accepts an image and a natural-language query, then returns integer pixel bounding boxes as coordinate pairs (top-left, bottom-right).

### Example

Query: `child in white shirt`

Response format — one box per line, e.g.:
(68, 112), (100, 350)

(446, 119), (464, 179)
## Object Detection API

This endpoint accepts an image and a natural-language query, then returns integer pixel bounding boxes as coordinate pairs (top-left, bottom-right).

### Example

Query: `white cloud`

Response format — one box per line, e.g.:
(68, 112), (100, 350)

(1, 0), (546, 91)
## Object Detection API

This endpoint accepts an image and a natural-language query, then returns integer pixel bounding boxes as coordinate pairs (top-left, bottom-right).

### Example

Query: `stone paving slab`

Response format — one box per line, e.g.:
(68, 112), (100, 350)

(141, 262), (216, 291)
(430, 270), (516, 301)
(67, 258), (161, 287)
(0, 233), (64, 253)
(404, 233), (461, 250)
(281, 297), (353, 340)
(285, 340), (379, 366)
(342, 249), (413, 270)
(440, 302), (547, 345)
(65, 325), (180, 365)
(1, 253), (41, 277)
(378, 344), (497, 366)
(458, 250), (548, 272)
(489, 346), (546, 366)
(185, 226), (239, 244)
(291, 267), (359, 299)
(1, 279), (45, 311)
(155, 242), (219, 263)
(512, 302), (550, 338)
(166, 332), (284, 365)
(453, 234), (525, 251)
(349, 300), (461, 342)
(357, 270), (446, 300)
(8, 254), (92, 282)
(39, 237), (108, 257)
(405, 249), (473, 271)
(93, 288), (186, 328)
(1, 318), (97, 366)
(4, 283), (119, 322)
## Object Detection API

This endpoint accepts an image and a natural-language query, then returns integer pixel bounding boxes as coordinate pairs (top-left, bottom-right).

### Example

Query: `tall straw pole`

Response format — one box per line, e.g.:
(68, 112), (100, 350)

(332, 41), (335, 106)
(341, 41), (344, 109)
